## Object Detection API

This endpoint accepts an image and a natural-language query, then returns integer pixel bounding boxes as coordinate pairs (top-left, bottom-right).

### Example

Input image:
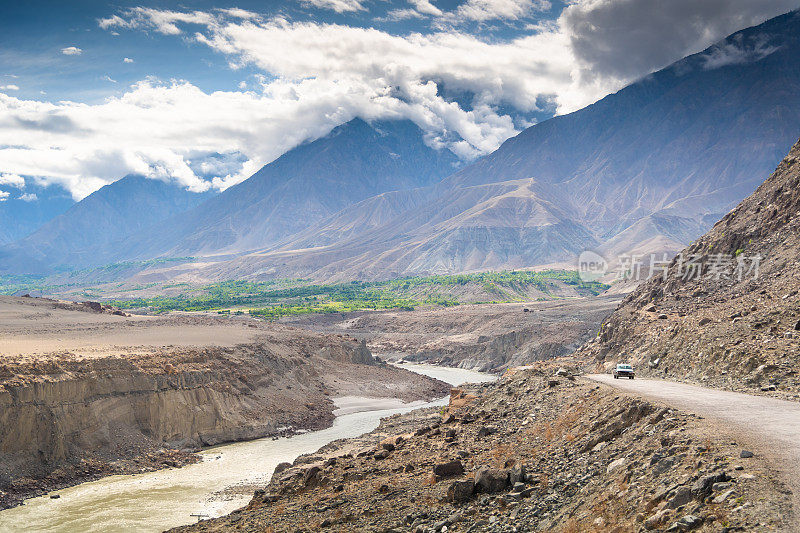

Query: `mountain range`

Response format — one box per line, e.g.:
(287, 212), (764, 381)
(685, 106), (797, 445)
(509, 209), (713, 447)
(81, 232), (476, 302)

(3, 9), (800, 283)
(182, 9), (800, 282)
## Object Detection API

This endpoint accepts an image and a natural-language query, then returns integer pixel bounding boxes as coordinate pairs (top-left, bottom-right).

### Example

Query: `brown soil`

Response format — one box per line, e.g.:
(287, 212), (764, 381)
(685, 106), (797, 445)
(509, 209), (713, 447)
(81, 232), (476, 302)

(173, 364), (791, 532)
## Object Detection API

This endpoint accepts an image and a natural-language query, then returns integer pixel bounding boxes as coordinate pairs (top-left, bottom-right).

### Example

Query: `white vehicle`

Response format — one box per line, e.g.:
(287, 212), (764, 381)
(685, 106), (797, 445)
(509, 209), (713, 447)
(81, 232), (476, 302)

(613, 363), (635, 379)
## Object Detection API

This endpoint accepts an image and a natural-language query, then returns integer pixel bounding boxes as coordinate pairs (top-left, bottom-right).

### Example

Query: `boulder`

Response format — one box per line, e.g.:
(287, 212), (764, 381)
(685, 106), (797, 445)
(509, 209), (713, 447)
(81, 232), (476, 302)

(675, 515), (703, 531)
(691, 472), (729, 499)
(666, 486), (692, 509)
(433, 460), (464, 478)
(474, 467), (509, 493)
(446, 479), (475, 502)
(273, 462), (292, 476)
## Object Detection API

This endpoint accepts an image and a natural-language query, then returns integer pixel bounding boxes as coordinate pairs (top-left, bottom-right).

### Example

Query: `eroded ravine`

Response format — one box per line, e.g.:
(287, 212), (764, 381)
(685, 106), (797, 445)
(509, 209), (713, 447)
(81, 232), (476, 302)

(0, 365), (495, 533)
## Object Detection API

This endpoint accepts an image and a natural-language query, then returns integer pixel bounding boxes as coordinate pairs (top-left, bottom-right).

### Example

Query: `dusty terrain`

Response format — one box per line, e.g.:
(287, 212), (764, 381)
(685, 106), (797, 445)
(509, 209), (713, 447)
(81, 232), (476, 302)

(175, 365), (791, 532)
(280, 296), (620, 372)
(0, 296), (448, 509)
(578, 138), (800, 397)
(590, 374), (800, 525)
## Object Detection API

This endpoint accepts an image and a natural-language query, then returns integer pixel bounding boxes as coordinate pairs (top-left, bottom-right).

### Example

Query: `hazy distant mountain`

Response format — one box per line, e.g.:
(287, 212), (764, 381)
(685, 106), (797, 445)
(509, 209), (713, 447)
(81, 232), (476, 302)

(0, 184), (74, 245)
(117, 118), (461, 260)
(1, 119), (460, 273)
(188, 9), (800, 282)
(1, 175), (214, 272)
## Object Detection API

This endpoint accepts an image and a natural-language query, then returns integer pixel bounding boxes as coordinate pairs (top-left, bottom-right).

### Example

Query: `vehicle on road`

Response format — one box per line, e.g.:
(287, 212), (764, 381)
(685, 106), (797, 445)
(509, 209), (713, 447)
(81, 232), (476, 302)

(613, 363), (635, 379)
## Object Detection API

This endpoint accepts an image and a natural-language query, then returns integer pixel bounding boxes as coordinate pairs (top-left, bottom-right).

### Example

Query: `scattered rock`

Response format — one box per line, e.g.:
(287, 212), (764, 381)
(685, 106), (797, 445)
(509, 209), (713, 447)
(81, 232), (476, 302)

(698, 317), (712, 326)
(474, 467), (509, 493)
(666, 486), (693, 509)
(740, 450), (754, 458)
(446, 479), (474, 502)
(433, 460), (464, 478)
(606, 457), (626, 473)
(675, 514), (703, 531)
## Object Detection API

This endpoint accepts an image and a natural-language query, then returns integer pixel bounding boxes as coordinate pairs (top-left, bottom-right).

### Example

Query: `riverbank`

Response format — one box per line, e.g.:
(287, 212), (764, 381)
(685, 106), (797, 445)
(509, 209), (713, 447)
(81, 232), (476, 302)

(177, 363), (792, 533)
(0, 296), (448, 511)
(0, 364), (490, 532)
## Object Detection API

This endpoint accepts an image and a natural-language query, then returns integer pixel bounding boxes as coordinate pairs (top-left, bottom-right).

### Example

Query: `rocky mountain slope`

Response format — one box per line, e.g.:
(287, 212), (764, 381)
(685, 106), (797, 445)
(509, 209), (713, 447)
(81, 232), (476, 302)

(174, 366), (791, 532)
(0, 175), (215, 273)
(160, 9), (800, 283)
(3, 119), (461, 273)
(579, 137), (800, 395)
(0, 296), (448, 509)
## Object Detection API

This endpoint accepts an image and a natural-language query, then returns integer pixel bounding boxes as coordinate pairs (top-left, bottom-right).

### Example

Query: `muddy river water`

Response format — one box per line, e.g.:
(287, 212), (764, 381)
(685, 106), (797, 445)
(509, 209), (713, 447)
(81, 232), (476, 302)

(0, 364), (496, 533)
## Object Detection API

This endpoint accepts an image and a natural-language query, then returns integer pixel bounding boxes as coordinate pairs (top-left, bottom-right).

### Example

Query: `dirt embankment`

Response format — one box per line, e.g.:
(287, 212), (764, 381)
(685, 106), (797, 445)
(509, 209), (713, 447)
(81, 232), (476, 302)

(0, 296), (448, 509)
(174, 365), (790, 532)
(280, 296), (619, 372)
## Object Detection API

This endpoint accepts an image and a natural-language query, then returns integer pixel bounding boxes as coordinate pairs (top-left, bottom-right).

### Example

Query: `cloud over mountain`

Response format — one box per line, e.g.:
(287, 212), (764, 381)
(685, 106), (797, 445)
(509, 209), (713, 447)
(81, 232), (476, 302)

(0, 0), (796, 200)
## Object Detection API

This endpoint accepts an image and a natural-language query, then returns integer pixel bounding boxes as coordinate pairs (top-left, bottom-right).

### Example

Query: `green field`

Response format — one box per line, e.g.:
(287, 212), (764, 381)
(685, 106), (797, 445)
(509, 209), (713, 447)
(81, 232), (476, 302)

(0, 269), (608, 319)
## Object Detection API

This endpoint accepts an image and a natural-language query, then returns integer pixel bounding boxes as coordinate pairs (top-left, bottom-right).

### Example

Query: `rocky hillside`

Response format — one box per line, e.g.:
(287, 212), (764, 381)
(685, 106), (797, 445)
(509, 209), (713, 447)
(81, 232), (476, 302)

(579, 138), (800, 395)
(282, 297), (620, 372)
(174, 366), (791, 532)
(0, 296), (448, 509)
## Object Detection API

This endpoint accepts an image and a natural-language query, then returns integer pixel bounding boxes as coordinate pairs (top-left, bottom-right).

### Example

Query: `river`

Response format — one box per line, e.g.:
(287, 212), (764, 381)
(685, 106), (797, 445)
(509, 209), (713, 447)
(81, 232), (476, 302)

(0, 364), (496, 533)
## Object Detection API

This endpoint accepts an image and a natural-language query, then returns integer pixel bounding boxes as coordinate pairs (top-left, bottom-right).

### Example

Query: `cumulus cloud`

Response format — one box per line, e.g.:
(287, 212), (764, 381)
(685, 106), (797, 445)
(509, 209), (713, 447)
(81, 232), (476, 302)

(0, 84), (19, 91)
(0, 173), (25, 188)
(18, 193), (37, 202)
(0, 191), (8, 202)
(61, 46), (82, 55)
(123, 57), (134, 63)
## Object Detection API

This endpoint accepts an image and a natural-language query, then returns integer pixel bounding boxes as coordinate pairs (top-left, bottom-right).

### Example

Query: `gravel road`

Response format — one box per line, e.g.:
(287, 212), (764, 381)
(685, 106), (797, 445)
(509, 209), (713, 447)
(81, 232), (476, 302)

(587, 374), (800, 530)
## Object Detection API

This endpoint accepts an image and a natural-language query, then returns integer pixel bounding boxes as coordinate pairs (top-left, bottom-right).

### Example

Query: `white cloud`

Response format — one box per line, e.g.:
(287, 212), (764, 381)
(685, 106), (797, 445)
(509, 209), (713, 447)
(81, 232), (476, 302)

(0, 173), (25, 188)
(0, 84), (20, 91)
(2, 0), (794, 202)
(123, 57), (134, 63)
(701, 34), (780, 69)
(0, 191), (8, 202)
(410, 0), (443, 17)
(98, 8), (214, 35)
(103, 75), (118, 83)
(18, 193), (37, 202)
(448, 0), (551, 23)
(300, 0), (367, 13)
(61, 46), (83, 55)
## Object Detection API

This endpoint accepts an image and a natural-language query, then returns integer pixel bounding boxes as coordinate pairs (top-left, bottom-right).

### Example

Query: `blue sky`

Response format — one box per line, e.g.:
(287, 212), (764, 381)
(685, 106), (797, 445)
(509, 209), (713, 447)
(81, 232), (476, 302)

(0, 0), (797, 202)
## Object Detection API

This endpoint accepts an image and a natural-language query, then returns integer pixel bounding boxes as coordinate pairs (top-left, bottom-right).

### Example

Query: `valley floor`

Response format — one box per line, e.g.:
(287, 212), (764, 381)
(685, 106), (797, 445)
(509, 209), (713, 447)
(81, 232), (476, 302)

(0, 296), (448, 509)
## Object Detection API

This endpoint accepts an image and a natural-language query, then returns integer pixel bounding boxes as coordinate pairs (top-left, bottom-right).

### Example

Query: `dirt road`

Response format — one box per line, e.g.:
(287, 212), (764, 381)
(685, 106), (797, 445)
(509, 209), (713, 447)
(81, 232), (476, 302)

(587, 374), (800, 529)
